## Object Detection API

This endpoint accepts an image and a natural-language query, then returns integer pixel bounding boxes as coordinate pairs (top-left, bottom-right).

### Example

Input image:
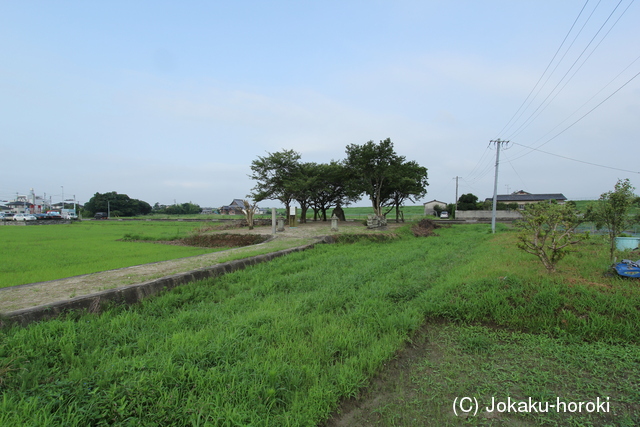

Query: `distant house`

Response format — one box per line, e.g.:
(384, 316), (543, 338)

(220, 199), (246, 215)
(484, 191), (567, 210)
(6, 200), (34, 213)
(423, 200), (448, 216)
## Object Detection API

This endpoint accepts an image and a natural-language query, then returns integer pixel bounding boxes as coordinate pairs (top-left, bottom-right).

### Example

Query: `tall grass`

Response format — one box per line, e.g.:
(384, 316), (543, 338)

(0, 225), (489, 426)
(1, 224), (639, 425)
(420, 230), (640, 343)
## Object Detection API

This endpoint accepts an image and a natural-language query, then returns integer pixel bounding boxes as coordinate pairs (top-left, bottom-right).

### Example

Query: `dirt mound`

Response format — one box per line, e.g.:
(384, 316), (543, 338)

(171, 233), (270, 248)
(411, 219), (441, 237)
(331, 234), (399, 243)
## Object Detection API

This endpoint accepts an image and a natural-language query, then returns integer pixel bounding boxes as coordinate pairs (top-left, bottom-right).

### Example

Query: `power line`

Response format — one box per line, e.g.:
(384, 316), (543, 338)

(494, 0), (592, 139)
(510, 142), (640, 174)
(507, 0), (635, 141)
(507, 66), (640, 163)
(505, 0), (632, 141)
(518, 51), (640, 150)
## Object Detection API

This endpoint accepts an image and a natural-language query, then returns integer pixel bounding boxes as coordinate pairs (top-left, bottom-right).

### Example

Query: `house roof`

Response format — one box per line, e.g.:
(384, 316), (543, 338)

(6, 201), (33, 207)
(485, 193), (567, 203)
(423, 200), (447, 205)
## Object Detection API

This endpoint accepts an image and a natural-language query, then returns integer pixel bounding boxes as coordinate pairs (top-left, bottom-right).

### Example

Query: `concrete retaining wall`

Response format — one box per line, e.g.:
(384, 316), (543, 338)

(2, 237), (332, 327)
(456, 210), (522, 221)
(0, 219), (72, 226)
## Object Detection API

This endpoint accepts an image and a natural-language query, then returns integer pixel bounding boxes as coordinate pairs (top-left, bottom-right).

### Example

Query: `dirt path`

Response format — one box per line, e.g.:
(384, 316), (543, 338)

(0, 221), (403, 313)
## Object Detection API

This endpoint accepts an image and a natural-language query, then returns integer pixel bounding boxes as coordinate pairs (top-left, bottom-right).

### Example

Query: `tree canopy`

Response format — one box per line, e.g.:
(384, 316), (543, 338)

(249, 149), (301, 214)
(84, 192), (152, 217)
(457, 193), (480, 211)
(152, 202), (202, 215)
(345, 138), (428, 218)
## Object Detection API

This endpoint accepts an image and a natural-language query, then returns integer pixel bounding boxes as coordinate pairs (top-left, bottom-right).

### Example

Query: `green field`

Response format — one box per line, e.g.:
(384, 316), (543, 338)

(1, 224), (638, 425)
(0, 221), (228, 287)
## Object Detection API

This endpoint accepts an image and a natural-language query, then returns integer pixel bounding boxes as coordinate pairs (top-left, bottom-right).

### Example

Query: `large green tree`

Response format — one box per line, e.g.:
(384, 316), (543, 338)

(308, 161), (361, 221)
(457, 193), (480, 210)
(382, 160), (429, 222)
(586, 178), (640, 260)
(249, 149), (301, 215)
(344, 138), (405, 217)
(84, 192), (152, 217)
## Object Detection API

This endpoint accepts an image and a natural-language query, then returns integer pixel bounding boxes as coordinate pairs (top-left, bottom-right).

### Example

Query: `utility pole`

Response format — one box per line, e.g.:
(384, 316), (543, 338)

(490, 139), (509, 234)
(454, 176), (459, 216)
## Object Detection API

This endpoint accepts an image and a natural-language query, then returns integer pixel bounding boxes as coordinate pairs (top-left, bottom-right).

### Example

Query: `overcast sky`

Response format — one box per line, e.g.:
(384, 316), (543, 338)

(2, 1), (639, 209)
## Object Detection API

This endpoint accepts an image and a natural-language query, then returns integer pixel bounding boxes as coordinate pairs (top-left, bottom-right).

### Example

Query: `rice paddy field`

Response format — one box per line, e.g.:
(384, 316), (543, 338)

(1, 223), (639, 425)
(0, 221), (226, 288)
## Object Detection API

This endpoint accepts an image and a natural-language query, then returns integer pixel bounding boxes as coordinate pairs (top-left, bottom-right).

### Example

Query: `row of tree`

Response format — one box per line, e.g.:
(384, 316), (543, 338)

(152, 202), (202, 215)
(249, 139), (429, 222)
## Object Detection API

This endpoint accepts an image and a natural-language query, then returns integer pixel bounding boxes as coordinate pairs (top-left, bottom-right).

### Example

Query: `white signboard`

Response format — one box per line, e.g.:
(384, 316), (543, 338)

(289, 206), (296, 215)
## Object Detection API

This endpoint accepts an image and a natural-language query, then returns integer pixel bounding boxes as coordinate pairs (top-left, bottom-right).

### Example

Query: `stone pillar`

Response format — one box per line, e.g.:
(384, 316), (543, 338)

(271, 208), (276, 234)
(277, 218), (285, 232)
(331, 214), (339, 232)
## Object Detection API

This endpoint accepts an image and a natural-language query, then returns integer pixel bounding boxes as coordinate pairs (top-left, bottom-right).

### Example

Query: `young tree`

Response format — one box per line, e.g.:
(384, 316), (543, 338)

(515, 201), (588, 273)
(241, 200), (258, 230)
(586, 178), (639, 260)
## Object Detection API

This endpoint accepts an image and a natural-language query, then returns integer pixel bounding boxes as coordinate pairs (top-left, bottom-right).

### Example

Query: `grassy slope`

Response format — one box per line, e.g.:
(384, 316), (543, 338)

(1, 225), (639, 426)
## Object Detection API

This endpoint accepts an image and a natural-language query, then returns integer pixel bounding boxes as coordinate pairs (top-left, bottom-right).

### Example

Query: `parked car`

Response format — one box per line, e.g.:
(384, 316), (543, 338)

(34, 213), (49, 220)
(14, 213), (37, 221)
(94, 212), (109, 220)
(0, 212), (14, 221)
(440, 211), (449, 219)
(45, 211), (62, 220)
(63, 212), (78, 220)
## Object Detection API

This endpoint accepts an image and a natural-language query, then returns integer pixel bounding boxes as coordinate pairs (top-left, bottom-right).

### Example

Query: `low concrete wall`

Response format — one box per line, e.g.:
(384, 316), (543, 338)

(0, 219), (72, 226)
(456, 210), (522, 221)
(2, 237), (332, 327)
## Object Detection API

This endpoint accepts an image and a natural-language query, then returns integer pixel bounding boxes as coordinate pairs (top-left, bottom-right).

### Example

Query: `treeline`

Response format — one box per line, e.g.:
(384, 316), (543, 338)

(152, 202), (202, 215)
(249, 138), (428, 222)
(83, 193), (203, 217)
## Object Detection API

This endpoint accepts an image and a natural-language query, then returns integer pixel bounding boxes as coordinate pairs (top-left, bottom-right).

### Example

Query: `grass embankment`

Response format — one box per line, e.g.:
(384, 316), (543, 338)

(0, 222), (229, 288)
(1, 225), (639, 426)
(135, 205), (430, 222)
